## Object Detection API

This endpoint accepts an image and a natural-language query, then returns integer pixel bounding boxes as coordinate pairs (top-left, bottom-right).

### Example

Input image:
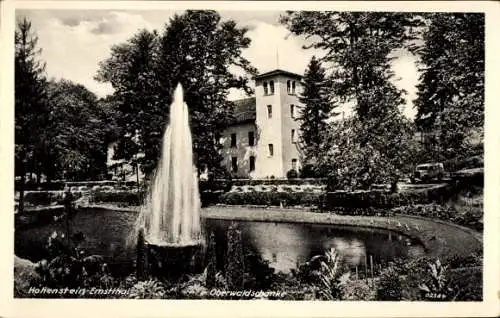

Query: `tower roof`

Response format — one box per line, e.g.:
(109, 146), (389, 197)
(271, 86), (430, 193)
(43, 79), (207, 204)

(253, 69), (302, 80)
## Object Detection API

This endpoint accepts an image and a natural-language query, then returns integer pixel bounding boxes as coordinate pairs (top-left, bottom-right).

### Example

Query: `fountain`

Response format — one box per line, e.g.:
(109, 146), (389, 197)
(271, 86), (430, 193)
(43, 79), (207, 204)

(134, 83), (204, 280)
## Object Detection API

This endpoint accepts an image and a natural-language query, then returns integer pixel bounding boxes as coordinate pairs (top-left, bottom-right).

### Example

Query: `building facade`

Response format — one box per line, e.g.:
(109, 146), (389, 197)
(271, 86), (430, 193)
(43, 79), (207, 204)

(221, 69), (303, 179)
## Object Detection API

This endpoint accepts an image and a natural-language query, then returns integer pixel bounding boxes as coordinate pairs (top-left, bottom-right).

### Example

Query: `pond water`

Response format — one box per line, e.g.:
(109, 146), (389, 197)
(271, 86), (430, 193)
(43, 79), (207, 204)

(15, 208), (425, 275)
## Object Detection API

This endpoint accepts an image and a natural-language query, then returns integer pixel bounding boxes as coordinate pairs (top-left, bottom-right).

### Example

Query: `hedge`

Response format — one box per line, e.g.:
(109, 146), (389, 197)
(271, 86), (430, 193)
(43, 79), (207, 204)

(23, 191), (84, 206)
(218, 191), (322, 207)
(90, 190), (144, 206)
(225, 178), (326, 186)
(322, 185), (454, 210)
(15, 181), (65, 191)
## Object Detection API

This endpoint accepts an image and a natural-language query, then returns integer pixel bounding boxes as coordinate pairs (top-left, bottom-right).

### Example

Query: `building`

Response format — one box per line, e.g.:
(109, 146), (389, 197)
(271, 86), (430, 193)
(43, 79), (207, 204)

(106, 68), (304, 180)
(220, 69), (303, 179)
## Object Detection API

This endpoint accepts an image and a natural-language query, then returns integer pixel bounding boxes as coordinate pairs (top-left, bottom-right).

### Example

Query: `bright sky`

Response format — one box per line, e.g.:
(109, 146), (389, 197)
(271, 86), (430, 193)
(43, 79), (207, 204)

(16, 9), (419, 119)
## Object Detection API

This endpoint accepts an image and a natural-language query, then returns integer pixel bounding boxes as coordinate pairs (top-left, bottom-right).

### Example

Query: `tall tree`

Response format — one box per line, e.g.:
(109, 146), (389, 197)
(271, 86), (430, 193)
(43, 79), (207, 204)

(297, 56), (336, 176)
(46, 79), (109, 181)
(95, 29), (159, 176)
(281, 12), (422, 189)
(15, 17), (49, 212)
(413, 13), (484, 162)
(96, 10), (257, 177)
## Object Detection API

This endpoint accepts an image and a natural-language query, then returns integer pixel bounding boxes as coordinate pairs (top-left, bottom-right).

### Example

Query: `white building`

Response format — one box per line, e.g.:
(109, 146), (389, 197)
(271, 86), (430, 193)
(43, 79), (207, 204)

(107, 68), (304, 180)
(220, 69), (303, 179)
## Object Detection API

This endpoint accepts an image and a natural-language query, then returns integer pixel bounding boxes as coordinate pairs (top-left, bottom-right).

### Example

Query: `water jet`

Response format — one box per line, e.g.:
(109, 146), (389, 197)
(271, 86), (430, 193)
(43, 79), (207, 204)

(134, 83), (204, 280)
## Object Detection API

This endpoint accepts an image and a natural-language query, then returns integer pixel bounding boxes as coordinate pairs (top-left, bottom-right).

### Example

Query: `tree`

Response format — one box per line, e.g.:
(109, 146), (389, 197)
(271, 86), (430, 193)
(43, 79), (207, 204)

(297, 56), (336, 176)
(96, 10), (257, 177)
(281, 12), (422, 189)
(46, 79), (109, 181)
(96, 29), (160, 176)
(15, 17), (49, 212)
(413, 13), (484, 162)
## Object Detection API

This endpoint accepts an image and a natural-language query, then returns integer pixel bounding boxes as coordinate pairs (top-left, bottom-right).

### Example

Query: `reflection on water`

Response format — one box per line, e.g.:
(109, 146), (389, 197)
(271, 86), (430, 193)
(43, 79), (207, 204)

(209, 220), (425, 274)
(15, 209), (425, 275)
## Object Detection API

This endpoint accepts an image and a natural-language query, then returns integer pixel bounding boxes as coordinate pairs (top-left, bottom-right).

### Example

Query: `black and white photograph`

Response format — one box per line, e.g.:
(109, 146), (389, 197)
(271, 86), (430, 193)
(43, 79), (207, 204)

(2, 0), (499, 317)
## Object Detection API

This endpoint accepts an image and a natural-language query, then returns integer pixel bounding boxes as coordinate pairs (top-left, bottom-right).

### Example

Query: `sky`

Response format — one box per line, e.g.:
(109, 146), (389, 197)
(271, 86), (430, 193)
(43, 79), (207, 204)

(16, 9), (419, 119)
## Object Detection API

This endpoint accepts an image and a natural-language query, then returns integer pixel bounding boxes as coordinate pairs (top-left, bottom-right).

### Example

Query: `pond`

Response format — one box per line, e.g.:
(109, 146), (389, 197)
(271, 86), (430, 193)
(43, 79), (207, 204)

(15, 208), (425, 276)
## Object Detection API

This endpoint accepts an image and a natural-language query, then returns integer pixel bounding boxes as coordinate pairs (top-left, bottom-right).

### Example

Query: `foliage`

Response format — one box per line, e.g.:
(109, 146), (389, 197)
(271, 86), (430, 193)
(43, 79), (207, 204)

(376, 265), (403, 300)
(128, 279), (167, 299)
(281, 12), (423, 189)
(15, 17), (50, 213)
(417, 259), (454, 300)
(205, 232), (217, 288)
(340, 278), (376, 300)
(46, 79), (110, 181)
(224, 224), (244, 290)
(33, 231), (116, 296)
(286, 169), (299, 179)
(90, 190), (144, 206)
(413, 13), (484, 162)
(96, 10), (257, 176)
(219, 191), (322, 207)
(310, 248), (346, 300)
(297, 56), (336, 173)
(393, 202), (483, 231)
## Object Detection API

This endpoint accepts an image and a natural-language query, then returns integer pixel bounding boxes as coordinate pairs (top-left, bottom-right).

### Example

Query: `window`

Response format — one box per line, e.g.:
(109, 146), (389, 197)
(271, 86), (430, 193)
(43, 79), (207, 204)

(267, 105), (272, 118)
(249, 156), (255, 172)
(287, 80), (291, 93)
(268, 144), (274, 157)
(230, 133), (237, 147)
(290, 104), (295, 118)
(292, 81), (296, 94)
(263, 81), (268, 95)
(292, 158), (298, 170)
(270, 80), (275, 94)
(231, 157), (238, 173)
(248, 131), (255, 146)
(291, 129), (296, 143)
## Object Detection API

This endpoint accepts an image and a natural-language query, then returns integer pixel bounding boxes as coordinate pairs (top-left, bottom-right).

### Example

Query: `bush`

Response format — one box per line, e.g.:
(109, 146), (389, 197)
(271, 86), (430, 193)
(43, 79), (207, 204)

(23, 191), (84, 207)
(225, 225), (244, 291)
(322, 185), (454, 211)
(91, 190), (144, 206)
(31, 231), (117, 297)
(228, 178), (326, 186)
(377, 266), (403, 300)
(218, 191), (322, 207)
(286, 169), (299, 179)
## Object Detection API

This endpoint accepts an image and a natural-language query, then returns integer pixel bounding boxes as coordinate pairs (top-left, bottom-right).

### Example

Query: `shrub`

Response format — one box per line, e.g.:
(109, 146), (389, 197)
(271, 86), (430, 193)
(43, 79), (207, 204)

(225, 224), (244, 291)
(286, 169), (299, 179)
(32, 231), (116, 296)
(91, 191), (144, 205)
(341, 278), (376, 300)
(128, 280), (167, 299)
(23, 191), (84, 207)
(205, 232), (217, 288)
(218, 191), (322, 207)
(322, 185), (454, 211)
(376, 265), (403, 300)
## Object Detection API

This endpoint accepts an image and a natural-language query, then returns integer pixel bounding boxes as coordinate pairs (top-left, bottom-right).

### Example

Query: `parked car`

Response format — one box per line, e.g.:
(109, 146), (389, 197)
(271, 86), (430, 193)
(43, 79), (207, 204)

(411, 163), (445, 183)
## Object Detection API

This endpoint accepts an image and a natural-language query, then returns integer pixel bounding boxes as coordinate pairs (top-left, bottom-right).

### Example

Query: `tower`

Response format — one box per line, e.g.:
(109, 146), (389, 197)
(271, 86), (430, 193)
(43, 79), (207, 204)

(254, 69), (302, 178)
